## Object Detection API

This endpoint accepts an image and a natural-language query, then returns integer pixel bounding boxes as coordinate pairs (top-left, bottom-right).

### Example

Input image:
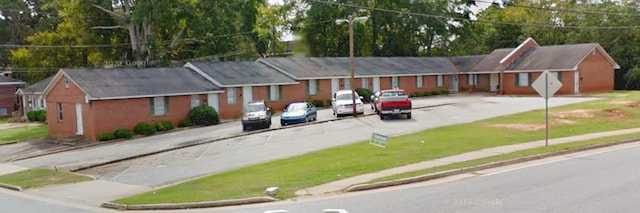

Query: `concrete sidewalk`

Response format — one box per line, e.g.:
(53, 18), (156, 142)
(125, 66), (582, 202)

(295, 127), (640, 196)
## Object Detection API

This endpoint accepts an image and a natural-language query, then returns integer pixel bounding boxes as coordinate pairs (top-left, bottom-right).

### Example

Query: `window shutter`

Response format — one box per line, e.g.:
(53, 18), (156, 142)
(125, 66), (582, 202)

(165, 97), (169, 114)
(528, 73), (533, 86)
(557, 72), (563, 82)
(278, 85), (283, 100)
(150, 98), (154, 114)
(514, 73), (518, 86)
(306, 80), (310, 94)
(267, 86), (271, 101)
(467, 74), (470, 85)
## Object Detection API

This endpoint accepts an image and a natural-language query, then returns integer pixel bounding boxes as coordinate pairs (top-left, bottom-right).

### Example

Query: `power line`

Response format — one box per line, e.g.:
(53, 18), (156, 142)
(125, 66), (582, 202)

(474, 0), (640, 17)
(307, 0), (640, 29)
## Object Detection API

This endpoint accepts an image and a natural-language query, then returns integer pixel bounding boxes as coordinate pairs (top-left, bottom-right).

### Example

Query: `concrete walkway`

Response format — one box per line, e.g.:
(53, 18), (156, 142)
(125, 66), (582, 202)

(295, 127), (640, 196)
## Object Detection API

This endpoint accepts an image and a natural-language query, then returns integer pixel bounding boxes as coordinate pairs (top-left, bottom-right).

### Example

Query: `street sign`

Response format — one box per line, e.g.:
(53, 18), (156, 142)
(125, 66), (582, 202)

(531, 70), (563, 100)
(530, 70), (563, 146)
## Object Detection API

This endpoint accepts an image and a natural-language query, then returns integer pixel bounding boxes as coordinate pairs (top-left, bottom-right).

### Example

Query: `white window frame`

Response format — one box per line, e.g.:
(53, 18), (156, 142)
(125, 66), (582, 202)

(468, 74), (479, 86)
(307, 79), (318, 95)
(436, 75), (444, 87)
(268, 85), (282, 101)
(190, 95), (200, 108)
(0, 108), (7, 116)
(517, 73), (530, 87)
(416, 75), (424, 88)
(343, 78), (351, 90)
(56, 102), (63, 121)
(361, 78), (369, 89)
(391, 76), (399, 88)
(227, 87), (236, 104)
(152, 97), (167, 115)
(553, 72), (562, 82)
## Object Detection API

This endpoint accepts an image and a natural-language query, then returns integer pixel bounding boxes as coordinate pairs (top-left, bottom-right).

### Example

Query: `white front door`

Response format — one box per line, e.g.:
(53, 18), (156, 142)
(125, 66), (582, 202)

(208, 93), (219, 112)
(75, 103), (83, 135)
(574, 71), (580, 94)
(373, 77), (380, 91)
(450, 75), (459, 93)
(331, 79), (339, 94)
(490, 73), (499, 92)
(242, 86), (252, 105)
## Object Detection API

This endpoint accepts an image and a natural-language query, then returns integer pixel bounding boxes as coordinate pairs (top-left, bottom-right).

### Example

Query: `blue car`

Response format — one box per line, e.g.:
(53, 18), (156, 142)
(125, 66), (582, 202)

(280, 102), (317, 126)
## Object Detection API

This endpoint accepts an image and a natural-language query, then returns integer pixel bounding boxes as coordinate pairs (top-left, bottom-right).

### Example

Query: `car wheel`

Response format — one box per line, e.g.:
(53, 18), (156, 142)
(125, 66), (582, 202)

(242, 125), (248, 131)
(406, 113), (412, 119)
(305, 116), (310, 123)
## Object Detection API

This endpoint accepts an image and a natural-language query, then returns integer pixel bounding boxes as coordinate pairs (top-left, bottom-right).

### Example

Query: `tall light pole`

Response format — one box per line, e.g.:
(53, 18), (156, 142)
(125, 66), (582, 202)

(336, 15), (367, 116)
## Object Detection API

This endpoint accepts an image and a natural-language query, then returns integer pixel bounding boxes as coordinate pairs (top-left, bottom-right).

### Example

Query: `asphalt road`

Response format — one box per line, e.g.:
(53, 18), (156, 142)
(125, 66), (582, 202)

(63, 96), (594, 187)
(182, 141), (640, 213)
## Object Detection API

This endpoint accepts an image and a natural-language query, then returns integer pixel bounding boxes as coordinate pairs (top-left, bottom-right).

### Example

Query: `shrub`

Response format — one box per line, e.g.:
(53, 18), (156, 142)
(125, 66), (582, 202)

(27, 111), (38, 121)
(113, 128), (134, 139)
(310, 100), (326, 107)
(355, 88), (373, 103)
(98, 132), (115, 141)
(36, 110), (47, 122)
(134, 122), (157, 135)
(189, 105), (220, 126)
(155, 122), (167, 132)
(159, 120), (174, 131)
(178, 119), (193, 127)
(325, 99), (332, 107)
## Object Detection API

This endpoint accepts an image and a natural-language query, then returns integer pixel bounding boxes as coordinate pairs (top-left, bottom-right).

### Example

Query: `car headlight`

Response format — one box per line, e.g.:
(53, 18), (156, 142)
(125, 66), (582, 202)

(259, 115), (267, 119)
(242, 116), (249, 121)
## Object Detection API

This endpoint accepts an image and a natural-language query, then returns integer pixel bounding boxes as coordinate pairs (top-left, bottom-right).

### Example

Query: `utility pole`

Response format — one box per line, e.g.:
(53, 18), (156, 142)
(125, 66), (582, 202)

(336, 15), (368, 116)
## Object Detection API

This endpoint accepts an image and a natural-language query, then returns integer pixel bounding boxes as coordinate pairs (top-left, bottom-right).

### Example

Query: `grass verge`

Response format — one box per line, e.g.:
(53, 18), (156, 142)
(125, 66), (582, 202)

(370, 132), (640, 182)
(115, 91), (640, 205)
(0, 125), (48, 145)
(0, 168), (93, 189)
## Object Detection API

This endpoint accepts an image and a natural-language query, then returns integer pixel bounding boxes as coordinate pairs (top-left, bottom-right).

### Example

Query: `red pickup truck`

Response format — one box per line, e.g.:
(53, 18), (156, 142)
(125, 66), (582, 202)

(374, 89), (412, 120)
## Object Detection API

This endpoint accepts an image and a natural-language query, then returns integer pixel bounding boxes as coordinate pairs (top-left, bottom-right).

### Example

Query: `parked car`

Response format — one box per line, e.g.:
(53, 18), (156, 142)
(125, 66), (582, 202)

(370, 90), (381, 112)
(332, 90), (365, 117)
(280, 102), (317, 126)
(241, 101), (272, 131)
(374, 89), (412, 120)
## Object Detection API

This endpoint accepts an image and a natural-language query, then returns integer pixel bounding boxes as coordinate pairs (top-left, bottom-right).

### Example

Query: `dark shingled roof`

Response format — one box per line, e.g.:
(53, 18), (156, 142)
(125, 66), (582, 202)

(60, 67), (221, 99)
(0, 75), (26, 85)
(471, 48), (512, 72)
(449, 55), (487, 73)
(505, 43), (602, 71)
(187, 61), (297, 86)
(259, 57), (459, 79)
(20, 75), (54, 94)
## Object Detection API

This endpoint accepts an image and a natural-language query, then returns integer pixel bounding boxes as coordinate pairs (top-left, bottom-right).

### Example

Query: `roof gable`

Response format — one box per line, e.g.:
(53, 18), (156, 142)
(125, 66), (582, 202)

(44, 67), (222, 100)
(186, 61), (298, 87)
(449, 55), (487, 73)
(505, 43), (619, 71)
(17, 75), (54, 94)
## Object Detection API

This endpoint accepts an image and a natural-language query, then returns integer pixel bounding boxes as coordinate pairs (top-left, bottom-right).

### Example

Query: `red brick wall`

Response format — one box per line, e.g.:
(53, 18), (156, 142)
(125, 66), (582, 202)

(0, 85), (20, 116)
(502, 71), (575, 95)
(46, 76), (88, 139)
(577, 49), (615, 93)
(89, 96), (193, 140)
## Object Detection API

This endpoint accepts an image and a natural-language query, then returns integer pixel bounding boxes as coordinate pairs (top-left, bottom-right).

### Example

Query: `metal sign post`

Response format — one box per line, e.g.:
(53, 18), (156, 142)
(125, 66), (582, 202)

(531, 70), (563, 146)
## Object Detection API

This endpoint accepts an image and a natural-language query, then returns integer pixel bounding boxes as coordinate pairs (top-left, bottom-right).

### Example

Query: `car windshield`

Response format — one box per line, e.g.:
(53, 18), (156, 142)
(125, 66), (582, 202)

(245, 104), (265, 112)
(381, 91), (407, 97)
(336, 93), (356, 101)
(286, 103), (306, 112)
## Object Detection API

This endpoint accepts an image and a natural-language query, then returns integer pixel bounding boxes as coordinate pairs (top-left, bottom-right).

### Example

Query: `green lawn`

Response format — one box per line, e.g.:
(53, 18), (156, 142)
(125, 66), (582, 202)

(0, 125), (48, 145)
(370, 132), (640, 182)
(113, 91), (640, 204)
(0, 117), (10, 123)
(0, 168), (93, 189)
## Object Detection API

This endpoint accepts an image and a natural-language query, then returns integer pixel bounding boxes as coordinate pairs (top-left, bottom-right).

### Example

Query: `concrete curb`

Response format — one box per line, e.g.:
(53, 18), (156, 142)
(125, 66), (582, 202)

(101, 196), (277, 210)
(68, 103), (452, 172)
(345, 137), (640, 192)
(0, 182), (23, 191)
